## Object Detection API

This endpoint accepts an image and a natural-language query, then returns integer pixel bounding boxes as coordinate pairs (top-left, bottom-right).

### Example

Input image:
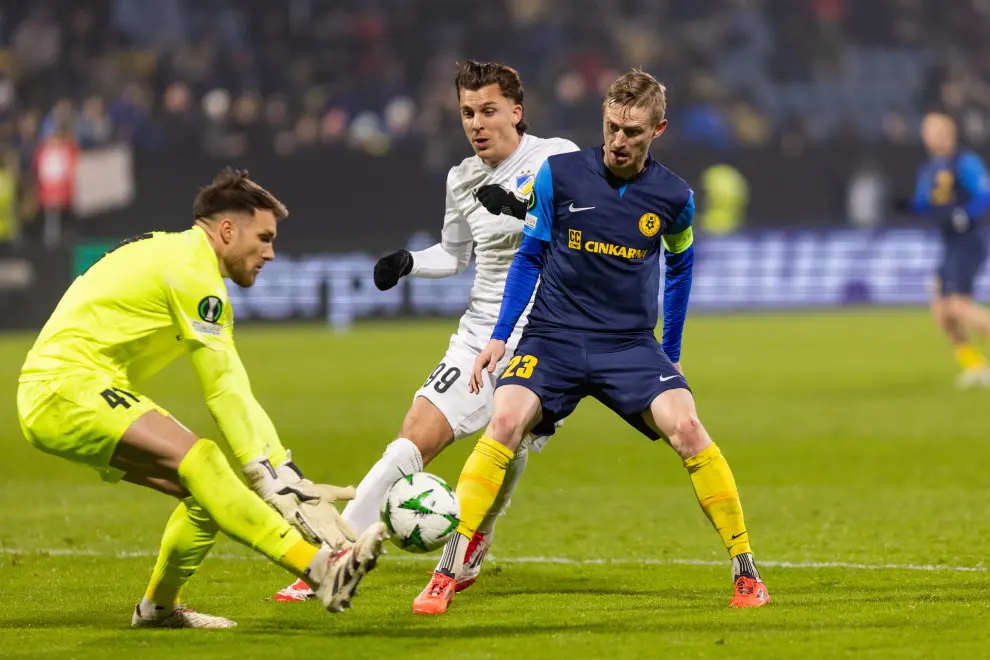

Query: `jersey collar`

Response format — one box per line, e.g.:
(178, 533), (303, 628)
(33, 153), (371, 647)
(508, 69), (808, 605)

(479, 133), (533, 173)
(190, 225), (222, 275)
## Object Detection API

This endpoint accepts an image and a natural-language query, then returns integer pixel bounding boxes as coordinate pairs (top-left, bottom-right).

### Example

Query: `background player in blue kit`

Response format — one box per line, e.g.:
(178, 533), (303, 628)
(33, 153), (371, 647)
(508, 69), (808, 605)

(899, 113), (990, 388)
(414, 70), (770, 614)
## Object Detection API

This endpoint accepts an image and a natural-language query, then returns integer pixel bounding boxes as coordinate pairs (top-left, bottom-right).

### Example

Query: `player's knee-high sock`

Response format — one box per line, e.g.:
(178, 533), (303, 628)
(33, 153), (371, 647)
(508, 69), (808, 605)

(177, 439), (321, 579)
(341, 438), (423, 533)
(434, 436), (513, 577)
(954, 344), (986, 371)
(684, 444), (756, 571)
(455, 436), (514, 539)
(143, 497), (219, 610)
(477, 441), (528, 536)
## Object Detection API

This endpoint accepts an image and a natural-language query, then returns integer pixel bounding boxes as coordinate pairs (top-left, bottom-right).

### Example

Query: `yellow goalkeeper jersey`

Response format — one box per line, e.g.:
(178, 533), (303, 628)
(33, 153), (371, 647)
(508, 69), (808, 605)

(21, 227), (231, 383)
(20, 226), (283, 464)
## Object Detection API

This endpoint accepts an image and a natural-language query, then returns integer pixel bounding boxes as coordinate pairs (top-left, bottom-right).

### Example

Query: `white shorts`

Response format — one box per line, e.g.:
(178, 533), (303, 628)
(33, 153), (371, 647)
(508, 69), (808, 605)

(413, 331), (555, 450)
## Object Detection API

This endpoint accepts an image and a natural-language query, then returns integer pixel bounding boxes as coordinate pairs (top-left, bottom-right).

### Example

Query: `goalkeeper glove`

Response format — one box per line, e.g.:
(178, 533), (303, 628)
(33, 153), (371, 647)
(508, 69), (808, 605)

(243, 454), (357, 550)
(373, 249), (413, 291)
(476, 184), (528, 219)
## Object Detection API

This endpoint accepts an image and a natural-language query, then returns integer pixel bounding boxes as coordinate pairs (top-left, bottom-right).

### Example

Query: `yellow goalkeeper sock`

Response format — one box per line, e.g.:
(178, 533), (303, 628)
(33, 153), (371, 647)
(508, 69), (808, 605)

(684, 443), (751, 558)
(144, 497), (219, 608)
(955, 344), (986, 371)
(177, 439), (319, 578)
(455, 436), (514, 538)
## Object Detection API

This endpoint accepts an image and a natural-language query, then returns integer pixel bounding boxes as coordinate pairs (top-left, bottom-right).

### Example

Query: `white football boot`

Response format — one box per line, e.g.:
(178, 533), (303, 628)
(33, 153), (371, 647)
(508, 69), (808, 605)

(131, 604), (237, 629)
(955, 367), (990, 390)
(311, 522), (388, 612)
(454, 531), (493, 592)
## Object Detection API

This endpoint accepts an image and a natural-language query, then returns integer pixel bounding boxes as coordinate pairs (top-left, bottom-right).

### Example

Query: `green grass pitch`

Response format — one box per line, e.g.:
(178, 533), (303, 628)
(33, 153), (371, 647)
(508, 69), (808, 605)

(1, 309), (988, 658)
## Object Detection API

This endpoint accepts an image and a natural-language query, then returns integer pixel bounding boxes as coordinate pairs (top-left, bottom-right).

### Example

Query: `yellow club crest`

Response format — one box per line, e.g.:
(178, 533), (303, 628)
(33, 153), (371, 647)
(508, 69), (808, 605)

(639, 213), (661, 237)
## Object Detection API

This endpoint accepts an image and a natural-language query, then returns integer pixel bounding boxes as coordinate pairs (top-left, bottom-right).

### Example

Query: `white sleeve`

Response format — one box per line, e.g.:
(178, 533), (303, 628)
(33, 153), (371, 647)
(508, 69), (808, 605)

(409, 242), (471, 278)
(408, 169), (473, 278)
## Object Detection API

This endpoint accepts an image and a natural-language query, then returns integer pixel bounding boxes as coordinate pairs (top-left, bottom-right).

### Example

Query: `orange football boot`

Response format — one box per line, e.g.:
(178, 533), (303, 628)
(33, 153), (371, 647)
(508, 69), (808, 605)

(273, 578), (315, 602)
(729, 575), (771, 608)
(412, 572), (457, 615)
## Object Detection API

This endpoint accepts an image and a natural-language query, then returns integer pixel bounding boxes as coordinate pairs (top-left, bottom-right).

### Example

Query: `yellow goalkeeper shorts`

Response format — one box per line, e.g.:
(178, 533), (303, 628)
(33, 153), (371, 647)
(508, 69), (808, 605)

(17, 375), (169, 483)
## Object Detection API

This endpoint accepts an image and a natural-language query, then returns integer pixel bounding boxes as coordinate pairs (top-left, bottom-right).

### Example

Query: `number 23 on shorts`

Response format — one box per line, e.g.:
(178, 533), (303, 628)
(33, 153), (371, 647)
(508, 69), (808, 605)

(503, 355), (538, 379)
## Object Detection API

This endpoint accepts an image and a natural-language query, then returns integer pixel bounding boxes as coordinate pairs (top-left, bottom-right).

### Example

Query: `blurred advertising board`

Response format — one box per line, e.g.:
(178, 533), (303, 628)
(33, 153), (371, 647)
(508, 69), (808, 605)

(226, 228), (966, 329)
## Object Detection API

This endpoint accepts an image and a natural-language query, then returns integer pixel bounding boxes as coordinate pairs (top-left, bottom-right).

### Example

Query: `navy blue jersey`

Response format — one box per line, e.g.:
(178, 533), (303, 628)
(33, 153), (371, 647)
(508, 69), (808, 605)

(524, 147), (694, 335)
(492, 146), (695, 361)
(910, 149), (990, 296)
(490, 147), (697, 430)
(913, 149), (990, 245)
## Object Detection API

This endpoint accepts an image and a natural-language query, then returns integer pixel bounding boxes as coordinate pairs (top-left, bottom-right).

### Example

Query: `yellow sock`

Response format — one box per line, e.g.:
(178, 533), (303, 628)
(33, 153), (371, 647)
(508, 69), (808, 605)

(177, 438), (319, 578)
(955, 344), (986, 371)
(144, 497), (219, 608)
(684, 443), (751, 558)
(281, 540), (321, 577)
(455, 436), (514, 538)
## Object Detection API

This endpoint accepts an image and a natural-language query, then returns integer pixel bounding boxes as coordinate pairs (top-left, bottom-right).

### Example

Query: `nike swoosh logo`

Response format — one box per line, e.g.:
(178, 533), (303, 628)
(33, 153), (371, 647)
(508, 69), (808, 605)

(731, 531), (747, 540)
(658, 374), (680, 382)
(569, 203), (595, 212)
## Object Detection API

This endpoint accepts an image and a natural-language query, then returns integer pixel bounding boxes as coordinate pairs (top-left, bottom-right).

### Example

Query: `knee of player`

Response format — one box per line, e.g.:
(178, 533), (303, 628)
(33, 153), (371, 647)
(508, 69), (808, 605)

(403, 433), (450, 466)
(486, 410), (527, 448)
(668, 414), (709, 458)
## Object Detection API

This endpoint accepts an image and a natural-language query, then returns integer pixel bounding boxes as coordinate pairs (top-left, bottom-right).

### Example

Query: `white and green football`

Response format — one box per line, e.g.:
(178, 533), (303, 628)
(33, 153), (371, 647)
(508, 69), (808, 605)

(380, 472), (460, 553)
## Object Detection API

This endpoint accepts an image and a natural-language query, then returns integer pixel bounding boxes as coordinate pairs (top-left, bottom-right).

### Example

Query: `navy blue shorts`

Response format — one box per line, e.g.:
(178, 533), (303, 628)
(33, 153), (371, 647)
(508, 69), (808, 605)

(497, 328), (690, 440)
(939, 243), (986, 296)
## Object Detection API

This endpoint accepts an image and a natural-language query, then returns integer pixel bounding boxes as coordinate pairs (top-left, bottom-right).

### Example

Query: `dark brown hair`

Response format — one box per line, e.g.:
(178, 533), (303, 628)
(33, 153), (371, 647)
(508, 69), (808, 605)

(603, 69), (667, 124)
(454, 60), (528, 135)
(193, 167), (288, 222)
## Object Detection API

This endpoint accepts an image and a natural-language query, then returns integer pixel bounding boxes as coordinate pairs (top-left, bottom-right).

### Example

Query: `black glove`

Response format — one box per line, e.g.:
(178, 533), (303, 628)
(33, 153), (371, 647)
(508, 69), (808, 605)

(476, 184), (528, 219)
(373, 249), (413, 291)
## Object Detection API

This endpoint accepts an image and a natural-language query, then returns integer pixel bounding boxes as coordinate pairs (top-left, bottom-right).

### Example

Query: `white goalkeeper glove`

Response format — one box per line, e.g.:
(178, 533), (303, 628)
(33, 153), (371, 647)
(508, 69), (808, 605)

(242, 452), (357, 550)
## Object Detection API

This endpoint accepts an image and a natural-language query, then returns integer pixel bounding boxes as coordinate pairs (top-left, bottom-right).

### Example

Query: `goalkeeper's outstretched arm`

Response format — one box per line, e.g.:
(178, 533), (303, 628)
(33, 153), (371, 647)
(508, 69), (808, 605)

(188, 343), (356, 548)
(188, 343), (285, 466)
(166, 266), (356, 548)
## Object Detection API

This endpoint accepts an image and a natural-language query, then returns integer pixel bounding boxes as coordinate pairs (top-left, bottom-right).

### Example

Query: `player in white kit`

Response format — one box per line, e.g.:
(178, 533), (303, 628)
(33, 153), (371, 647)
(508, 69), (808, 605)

(274, 60), (577, 604)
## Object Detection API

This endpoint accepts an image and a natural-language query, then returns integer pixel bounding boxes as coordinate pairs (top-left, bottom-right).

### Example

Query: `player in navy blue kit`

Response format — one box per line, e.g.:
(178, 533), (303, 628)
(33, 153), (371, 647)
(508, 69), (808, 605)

(901, 113), (990, 388)
(414, 70), (769, 614)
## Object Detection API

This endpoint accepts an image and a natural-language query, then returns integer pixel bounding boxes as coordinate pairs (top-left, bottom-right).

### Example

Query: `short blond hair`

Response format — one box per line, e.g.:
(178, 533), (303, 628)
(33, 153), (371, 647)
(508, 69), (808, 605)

(603, 69), (667, 124)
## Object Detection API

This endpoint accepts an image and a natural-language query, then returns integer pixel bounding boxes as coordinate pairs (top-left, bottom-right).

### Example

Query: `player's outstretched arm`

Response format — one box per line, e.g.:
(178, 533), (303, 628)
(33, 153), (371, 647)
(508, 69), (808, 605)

(472, 235), (545, 393)
(166, 269), (356, 548)
(188, 344), (357, 549)
(373, 171), (474, 289)
(661, 193), (696, 364)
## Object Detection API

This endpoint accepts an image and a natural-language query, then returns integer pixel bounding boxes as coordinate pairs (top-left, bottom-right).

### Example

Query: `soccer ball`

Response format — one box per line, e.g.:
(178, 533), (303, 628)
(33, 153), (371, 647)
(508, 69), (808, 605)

(381, 472), (460, 553)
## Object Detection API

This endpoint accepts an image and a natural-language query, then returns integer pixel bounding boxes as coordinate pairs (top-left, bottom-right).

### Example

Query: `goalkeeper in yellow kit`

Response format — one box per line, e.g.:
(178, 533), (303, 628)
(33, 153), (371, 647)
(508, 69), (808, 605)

(16, 168), (388, 628)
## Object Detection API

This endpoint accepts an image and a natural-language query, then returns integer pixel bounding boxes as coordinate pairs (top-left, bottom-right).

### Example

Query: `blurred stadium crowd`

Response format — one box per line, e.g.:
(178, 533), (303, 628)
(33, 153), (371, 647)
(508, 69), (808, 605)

(0, 0), (989, 239)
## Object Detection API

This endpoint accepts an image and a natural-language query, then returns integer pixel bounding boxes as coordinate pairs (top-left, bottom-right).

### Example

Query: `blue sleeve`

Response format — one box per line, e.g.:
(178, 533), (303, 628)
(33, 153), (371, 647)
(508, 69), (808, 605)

(492, 235), (545, 342)
(958, 153), (990, 218)
(661, 196), (695, 362)
(523, 159), (554, 242)
(913, 164), (932, 214)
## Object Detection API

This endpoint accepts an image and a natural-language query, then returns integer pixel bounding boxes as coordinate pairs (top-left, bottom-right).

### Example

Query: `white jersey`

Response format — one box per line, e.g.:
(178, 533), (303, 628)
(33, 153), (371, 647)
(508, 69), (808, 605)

(441, 133), (579, 348)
